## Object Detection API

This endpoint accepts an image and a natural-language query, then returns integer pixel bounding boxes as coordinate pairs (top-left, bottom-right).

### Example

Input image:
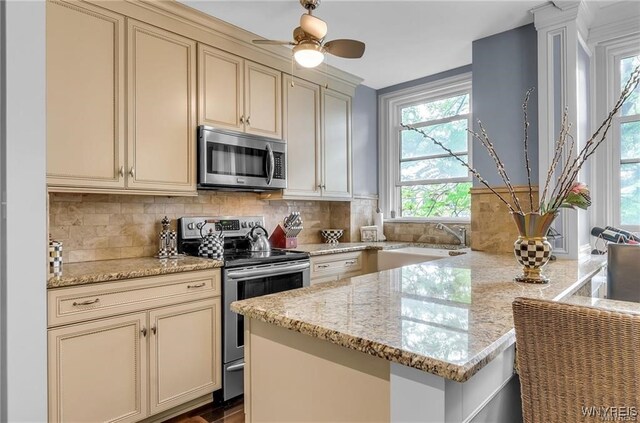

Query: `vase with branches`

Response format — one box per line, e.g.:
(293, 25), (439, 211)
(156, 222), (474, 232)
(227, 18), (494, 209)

(403, 65), (640, 283)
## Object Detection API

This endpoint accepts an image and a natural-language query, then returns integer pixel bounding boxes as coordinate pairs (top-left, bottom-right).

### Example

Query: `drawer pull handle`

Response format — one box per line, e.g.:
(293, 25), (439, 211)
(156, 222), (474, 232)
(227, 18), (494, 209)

(187, 282), (206, 289)
(141, 327), (147, 337)
(317, 264), (330, 269)
(345, 260), (357, 265)
(72, 298), (100, 306)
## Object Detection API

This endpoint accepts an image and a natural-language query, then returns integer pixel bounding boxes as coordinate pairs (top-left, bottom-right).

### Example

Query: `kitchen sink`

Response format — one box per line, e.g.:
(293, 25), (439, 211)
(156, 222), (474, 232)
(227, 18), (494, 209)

(377, 246), (468, 271)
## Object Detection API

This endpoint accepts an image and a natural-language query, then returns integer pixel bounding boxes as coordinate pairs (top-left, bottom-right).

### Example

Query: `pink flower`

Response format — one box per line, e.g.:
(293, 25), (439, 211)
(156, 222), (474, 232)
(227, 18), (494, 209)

(570, 182), (588, 194)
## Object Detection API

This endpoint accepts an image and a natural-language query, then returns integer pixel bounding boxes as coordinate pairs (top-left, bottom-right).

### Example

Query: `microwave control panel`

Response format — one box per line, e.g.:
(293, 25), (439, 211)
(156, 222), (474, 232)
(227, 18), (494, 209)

(274, 152), (285, 180)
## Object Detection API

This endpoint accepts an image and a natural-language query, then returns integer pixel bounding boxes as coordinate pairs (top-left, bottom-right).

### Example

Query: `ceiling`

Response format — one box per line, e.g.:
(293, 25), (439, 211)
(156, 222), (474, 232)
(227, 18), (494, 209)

(180, 0), (547, 89)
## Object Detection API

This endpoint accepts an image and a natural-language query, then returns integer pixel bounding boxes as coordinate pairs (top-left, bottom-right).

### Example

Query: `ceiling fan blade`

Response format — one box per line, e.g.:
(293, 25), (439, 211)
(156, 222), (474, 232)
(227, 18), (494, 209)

(252, 39), (295, 46)
(300, 14), (327, 40)
(324, 39), (365, 58)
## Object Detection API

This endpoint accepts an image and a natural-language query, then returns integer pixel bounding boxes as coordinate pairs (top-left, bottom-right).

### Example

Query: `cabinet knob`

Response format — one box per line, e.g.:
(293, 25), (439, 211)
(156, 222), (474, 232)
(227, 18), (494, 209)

(246, 116), (251, 126)
(240, 116), (245, 124)
(129, 167), (135, 178)
(119, 166), (125, 177)
(141, 327), (147, 337)
(151, 326), (157, 335)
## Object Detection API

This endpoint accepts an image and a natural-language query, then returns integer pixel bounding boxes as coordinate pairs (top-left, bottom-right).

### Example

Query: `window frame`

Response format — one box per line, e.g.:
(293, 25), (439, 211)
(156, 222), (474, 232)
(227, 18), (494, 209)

(378, 72), (472, 223)
(592, 35), (640, 233)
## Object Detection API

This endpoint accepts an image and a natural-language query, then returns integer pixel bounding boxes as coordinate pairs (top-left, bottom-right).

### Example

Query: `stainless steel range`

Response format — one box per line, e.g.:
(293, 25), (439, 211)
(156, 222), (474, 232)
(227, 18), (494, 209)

(177, 216), (310, 401)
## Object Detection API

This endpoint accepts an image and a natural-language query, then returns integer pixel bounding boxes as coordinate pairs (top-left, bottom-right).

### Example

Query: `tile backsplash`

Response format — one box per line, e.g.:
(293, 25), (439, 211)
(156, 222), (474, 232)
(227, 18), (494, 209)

(49, 192), (378, 263)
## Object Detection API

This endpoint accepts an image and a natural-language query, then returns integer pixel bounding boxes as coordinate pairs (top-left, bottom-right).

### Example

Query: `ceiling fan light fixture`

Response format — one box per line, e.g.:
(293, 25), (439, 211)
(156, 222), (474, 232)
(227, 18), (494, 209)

(293, 42), (325, 68)
(300, 14), (327, 39)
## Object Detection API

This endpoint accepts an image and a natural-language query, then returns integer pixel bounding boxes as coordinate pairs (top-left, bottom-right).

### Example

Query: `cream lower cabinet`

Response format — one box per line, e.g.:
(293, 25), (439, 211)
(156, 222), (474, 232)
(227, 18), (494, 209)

(310, 251), (374, 285)
(48, 312), (148, 423)
(198, 44), (282, 139)
(276, 80), (352, 201)
(47, 2), (196, 195)
(48, 270), (221, 423)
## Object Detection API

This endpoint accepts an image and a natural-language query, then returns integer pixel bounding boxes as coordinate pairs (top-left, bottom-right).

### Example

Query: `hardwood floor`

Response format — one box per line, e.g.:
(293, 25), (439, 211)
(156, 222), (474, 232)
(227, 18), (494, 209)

(165, 396), (245, 423)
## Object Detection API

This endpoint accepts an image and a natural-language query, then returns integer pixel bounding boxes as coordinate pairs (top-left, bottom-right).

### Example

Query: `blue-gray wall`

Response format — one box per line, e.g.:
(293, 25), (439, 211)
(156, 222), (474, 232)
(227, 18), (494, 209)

(377, 65), (472, 96)
(352, 84), (378, 196)
(471, 23), (538, 187)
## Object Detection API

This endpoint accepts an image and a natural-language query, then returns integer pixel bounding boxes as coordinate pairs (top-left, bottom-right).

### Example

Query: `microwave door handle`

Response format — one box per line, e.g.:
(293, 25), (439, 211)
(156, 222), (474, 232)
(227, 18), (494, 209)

(265, 144), (274, 185)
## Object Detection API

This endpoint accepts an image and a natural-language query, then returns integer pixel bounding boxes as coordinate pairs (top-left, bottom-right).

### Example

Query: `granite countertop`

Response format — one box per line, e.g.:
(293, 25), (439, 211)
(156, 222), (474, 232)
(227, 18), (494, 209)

(231, 251), (606, 382)
(292, 241), (466, 256)
(563, 295), (640, 315)
(47, 256), (223, 289)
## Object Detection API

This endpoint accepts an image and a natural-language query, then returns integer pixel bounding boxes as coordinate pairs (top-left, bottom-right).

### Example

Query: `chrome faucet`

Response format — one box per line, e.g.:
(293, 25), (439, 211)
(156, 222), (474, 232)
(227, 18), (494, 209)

(435, 223), (467, 246)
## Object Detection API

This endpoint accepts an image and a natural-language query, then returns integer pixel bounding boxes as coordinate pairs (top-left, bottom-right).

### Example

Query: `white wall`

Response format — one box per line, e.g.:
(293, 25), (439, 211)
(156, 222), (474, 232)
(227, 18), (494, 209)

(1, 0), (48, 421)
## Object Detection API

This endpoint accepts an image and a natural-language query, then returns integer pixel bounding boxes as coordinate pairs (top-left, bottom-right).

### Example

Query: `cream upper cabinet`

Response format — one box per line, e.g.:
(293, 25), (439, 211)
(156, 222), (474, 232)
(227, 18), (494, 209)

(198, 45), (244, 132)
(48, 312), (148, 423)
(46, 0), (125, 189)
(149, 298), (221, 415)
(127, 20), (196, 193)
(266, 81), (353, 201)
(244, 61), (282, 138)
(198, 44), (282, 139)
(46, 3), (197, 195)
(321, 88), (352, 199)
(283, 75), (321, 197)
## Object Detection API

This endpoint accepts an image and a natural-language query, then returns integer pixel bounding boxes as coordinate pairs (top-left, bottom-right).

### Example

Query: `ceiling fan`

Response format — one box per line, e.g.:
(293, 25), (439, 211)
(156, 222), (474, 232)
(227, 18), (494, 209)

(252, 0), (365, 69)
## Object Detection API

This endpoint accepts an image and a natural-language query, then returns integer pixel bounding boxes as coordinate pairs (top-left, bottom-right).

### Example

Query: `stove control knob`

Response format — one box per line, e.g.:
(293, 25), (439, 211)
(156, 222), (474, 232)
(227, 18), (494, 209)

(248, 222), (254, 227)
(241, 222), (247, 228)
(254, 221), (261, 227)
(187, 223), (195, 230)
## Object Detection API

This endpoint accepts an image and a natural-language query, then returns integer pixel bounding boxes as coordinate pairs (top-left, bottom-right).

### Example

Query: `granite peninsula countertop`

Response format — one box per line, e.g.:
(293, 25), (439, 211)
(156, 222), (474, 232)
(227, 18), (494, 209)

(47, 256), (223, 289)
(292, 241), (466, 256)
(231, 251), (606, 382)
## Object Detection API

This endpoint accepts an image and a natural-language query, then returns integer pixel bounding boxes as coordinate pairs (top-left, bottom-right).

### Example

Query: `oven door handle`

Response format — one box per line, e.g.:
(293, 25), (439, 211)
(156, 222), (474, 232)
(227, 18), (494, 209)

(227, 362), (245, 372)
(226, 262), (310, 279)
(265, 143), (274, 185)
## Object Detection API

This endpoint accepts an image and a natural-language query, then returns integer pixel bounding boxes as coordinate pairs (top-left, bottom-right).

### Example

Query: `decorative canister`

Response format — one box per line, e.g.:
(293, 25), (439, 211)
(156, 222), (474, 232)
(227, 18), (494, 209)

(49, 239), (63, 274)
(511, 211), (558, 284)
(198, 226), (224, 259)
(158, 216), (178, 259)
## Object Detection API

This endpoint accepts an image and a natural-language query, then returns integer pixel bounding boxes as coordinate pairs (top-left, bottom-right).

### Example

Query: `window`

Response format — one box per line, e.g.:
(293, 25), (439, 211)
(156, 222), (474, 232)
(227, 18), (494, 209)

(379, 73), (472, 221)
(617, 53), (640, 227)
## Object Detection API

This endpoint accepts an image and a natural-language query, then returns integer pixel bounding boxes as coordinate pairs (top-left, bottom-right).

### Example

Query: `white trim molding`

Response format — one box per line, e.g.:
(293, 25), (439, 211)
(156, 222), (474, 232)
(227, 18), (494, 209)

(378, 72), (472, 222)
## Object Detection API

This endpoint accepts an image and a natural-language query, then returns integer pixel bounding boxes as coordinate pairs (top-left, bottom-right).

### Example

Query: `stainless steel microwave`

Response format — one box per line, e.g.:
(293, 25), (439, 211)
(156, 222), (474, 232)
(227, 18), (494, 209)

(198, 126), (286, 191)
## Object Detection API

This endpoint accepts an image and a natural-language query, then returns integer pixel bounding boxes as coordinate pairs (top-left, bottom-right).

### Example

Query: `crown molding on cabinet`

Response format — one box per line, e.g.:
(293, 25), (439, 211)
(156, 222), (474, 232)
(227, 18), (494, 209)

(88, 0), (363, 96)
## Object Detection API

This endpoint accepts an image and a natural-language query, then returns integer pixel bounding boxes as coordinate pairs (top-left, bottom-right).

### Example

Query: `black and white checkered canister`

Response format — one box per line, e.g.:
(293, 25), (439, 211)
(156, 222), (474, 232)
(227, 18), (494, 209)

(513, 237), (552, 268)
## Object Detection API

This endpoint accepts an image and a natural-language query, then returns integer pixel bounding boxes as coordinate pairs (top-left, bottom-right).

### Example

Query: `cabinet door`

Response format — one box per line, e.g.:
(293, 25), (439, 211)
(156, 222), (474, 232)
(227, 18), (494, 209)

(198, 44), (244, 131)
(127, 20), (196, 193)
(148, 298), (221, 415)
(283, 76), (321, 197)
(48, 312), (148, 423)
(321, 89), (352, 198)
(46, 0), (125, 189)
(244, 61), (282, 139)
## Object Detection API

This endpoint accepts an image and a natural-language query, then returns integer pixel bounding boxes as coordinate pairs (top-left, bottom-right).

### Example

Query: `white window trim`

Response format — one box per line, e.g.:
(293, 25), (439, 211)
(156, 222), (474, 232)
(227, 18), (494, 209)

(592, 34), (640, 232)
(378, 72), (472, 222)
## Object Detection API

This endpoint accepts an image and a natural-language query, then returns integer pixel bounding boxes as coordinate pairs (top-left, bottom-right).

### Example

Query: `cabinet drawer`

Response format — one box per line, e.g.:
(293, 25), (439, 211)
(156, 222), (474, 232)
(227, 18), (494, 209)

(311, 252), (363, 277)
(48, 270), (220, 327)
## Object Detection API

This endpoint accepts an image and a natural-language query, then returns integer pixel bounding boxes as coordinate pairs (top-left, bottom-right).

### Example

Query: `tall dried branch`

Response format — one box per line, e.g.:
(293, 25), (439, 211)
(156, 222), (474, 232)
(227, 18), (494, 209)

(401, 123), (517, 213)
(470, 121), (522, 212)
(522, 88), (535, 212)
